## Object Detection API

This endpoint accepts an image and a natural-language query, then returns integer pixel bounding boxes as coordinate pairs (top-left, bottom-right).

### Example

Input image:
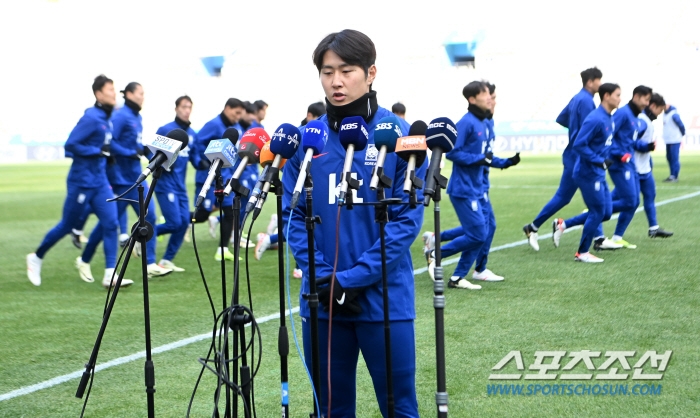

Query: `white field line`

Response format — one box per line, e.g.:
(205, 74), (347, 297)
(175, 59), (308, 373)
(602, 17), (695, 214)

(2, 190), (699, 402)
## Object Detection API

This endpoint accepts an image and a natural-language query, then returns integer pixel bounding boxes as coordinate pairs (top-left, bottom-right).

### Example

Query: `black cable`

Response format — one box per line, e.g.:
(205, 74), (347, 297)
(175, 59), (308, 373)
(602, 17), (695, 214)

(106, 181), (139, 203)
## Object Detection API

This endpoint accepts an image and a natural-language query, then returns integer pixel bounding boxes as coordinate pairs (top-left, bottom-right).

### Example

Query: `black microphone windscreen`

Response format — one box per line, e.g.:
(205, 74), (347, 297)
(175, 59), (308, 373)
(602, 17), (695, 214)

(165, 128), (190, 150)
(222, 128), (240, 145)
(408, 120), (428, 137)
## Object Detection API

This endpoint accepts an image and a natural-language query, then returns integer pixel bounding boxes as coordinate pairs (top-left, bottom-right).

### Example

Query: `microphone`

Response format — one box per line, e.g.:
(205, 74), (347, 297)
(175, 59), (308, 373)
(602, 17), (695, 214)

(395, 120), (428, 193)
(337, 116), (369, 206)
(290, 120), (329, 210)
(195, 128), (240, 208)
(247, 123), (300, 217)
(222, 127), (269, 196)
(135, 128), (190, 184)
(423, 117), (457, 205)
(369, 116), (402, 190)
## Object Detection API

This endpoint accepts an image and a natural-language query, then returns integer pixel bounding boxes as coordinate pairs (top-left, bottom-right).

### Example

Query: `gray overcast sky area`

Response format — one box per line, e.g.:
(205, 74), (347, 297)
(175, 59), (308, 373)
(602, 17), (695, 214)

(1, 0), (698, 141)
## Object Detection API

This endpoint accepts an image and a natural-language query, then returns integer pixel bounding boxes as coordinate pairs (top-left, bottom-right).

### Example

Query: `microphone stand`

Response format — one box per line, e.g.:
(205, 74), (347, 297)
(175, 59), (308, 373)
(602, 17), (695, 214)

(222, 177), (252, 418)
(76, 169), (162, 418)
(372, 166), (397, 418)
(424, 169), (449, 418)
(299, 166), (323, 418)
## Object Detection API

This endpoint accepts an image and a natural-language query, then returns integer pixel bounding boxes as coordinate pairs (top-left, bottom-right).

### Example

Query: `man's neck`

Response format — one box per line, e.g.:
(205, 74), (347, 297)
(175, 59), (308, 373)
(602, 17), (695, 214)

(584, 85), (595, 95)
(601, 103), (615, 114)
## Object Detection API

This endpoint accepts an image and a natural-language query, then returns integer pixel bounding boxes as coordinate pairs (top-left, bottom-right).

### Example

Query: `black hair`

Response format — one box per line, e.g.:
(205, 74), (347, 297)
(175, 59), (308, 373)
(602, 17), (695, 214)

(633, 85), (653, 97)
(254, 100), (268, 110)
(484, 81), (496, 95)
(307, 101), (326, 118)
(598, 83), (620, 100)
(462, 81), (488, 101)
(225, 98), (244, 109)
(121, 82), (141, 97)
(649, 93), (666, 107)
(392, 102), (406, 115)
(92, 74), (113, 94)
(313, 29), (376, 76)
(243, 101), (256, 114)
(581, 67), (603, 87)
(176, 95), (192, 107)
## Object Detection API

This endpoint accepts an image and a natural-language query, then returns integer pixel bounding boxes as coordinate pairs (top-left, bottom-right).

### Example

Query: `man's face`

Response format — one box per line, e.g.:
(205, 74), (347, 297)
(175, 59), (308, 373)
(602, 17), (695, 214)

(490, 93), (497, 114)
(176, 100), (192, 122)
(633, 93), (651, 110)
(306, 112), (318, 122)
(649, 103), (664, 117)
(603, 88), (622, 110)
(588, 78), (602, 93)
(223, 106), (243, 124)
(127, 85), (145, 107)
(256, 106), (267, 122)
(320, 49), (376, 105)
(468, 89), (492, 112)
(95, 82), (116, 106)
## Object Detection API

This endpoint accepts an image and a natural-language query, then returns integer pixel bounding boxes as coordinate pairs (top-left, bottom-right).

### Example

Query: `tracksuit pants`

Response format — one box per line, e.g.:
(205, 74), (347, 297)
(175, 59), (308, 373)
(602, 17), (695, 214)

(638, 171), (658, 228)
(574, 176), (612, 253)
(532, 161), (578, 229)
(666, 143), (681, 178)
(441, 194), (495, 274)
(440, 196), (487, 278)
(82, 183), (157, 265)
(36, 183), (118, 268)
(302, 318), (418, 418)
(155, 190), (190, 261)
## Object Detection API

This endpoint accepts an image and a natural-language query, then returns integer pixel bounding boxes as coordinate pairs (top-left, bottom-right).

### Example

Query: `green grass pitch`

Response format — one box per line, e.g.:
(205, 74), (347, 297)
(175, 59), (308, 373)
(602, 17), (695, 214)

(1, 153), (699, 417)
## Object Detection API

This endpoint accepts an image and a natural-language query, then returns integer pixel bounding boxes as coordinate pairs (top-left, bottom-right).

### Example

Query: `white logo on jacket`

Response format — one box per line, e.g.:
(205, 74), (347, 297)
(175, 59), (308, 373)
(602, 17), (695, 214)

(328, 173), (363, 204)
(365, 144), (378, 165)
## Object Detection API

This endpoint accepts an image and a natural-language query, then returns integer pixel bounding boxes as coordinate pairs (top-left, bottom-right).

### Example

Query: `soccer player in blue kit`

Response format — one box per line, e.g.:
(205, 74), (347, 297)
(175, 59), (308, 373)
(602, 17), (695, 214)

(523, 68), (602, 251)
(569, 83), (621, 263)
(27, 75), (130, 288)
(153, 95), (199, 271)
(553, 86), (653, 250)
(282, 29), (425, 417)
(77, 82), (172, 281)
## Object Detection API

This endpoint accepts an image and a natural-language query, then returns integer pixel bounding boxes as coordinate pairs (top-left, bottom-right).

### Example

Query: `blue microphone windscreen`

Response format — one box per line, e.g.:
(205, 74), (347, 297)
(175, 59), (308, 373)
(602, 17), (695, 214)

(338, 116), (369, 151)
(302, 120), (329, 156)
(271, 123), (301, 158)
(222, 127), (240, 145)
(165, 128), (190, 150)
(425, 117), (457, 152)
(374, 116), (402, 153)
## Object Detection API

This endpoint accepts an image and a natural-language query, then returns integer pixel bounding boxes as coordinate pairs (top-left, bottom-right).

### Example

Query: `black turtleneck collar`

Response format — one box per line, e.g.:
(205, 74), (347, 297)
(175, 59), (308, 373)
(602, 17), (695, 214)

(219, 112), (234, 127)
(644, 107), (657, 121)
(124, 98), (141, 113)
(238, 119), (251, 132)
(628, 100), (642, 117)
(95, 101), (113, 118)
(325, 90), (379, 132)
(175, 116), (191, 129)
(468, 104), (489, 121)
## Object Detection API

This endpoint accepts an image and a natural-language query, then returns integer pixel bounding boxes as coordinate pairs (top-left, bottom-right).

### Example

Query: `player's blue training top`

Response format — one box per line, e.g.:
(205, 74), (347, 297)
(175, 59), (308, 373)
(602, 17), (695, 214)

(282, 106), (427, 322)
(108, 102), (143, 186)
(155, 118), (199, 195)
(556, 88), (596, 166)
(609, 102), (642, 168)
(194, 113), (239, 185)
(446, 107), (491, 199)
(481, 117), (512, 194)
(64, 104), (113, 188)
(573, 105), (614, 180)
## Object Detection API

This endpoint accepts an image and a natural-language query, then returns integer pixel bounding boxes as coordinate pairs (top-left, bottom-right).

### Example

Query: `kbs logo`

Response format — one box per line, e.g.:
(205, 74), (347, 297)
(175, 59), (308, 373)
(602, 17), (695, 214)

(341, 123), (358, 130)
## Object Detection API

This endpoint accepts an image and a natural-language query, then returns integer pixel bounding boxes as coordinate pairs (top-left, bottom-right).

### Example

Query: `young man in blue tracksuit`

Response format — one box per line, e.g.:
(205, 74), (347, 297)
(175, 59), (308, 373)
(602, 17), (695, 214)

(553, 86), (652, 250)
(569, 83), (621, 263)
(27, 75), (128, 288)
(663, 104), (685, 182)
(79, 82), (172, 280)
(635, 93), (673, 238)
(192, 98), (244, 261)
(153, 95), (199, 271)
(422, 81), (520, 284)
(523, 67), (602, 250)
(282, 29), (425, 417)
